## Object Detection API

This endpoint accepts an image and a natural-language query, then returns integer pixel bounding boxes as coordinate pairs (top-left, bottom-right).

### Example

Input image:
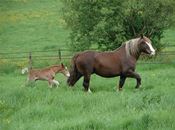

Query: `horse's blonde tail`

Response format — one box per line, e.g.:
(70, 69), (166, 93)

(67, 53), (81, 86)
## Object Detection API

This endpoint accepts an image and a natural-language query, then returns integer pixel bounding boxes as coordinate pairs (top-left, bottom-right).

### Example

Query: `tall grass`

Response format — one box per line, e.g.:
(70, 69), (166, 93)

(0, 64), (175, 130)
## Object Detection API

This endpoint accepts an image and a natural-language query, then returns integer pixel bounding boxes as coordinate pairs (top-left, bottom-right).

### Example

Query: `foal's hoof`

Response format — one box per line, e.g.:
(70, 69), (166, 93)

(49, 85), (53, 88)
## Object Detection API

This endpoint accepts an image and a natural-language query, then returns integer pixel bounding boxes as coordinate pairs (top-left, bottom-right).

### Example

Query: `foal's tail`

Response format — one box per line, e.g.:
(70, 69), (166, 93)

(67, 53), (81, 86)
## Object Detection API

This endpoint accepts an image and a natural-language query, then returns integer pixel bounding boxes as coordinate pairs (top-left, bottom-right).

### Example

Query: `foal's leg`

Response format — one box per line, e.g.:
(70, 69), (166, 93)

(83, 74), (91, 93)
(48, 79), (54, 88)
(126, 70), (141, 88)
(26, 76), (36, 87)
(52, 79), (60, 87)
(118, 75), (126, 91)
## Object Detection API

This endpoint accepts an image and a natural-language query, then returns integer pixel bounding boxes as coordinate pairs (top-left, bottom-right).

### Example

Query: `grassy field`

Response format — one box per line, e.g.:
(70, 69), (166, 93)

(0, 0), (69, 52)
(0, 0), (175, 130)
(0, 64), (175, 130)
(0, 0), (70, 69)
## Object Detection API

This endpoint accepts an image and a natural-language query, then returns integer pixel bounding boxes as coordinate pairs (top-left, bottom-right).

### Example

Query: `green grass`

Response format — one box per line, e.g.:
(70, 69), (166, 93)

(0, 64), (175, 130)
(0, 0), (69, 52)
(0, 0), (71, 68)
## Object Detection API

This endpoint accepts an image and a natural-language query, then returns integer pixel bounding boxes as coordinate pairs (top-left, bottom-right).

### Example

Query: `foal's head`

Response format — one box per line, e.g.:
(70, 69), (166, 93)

(59, 63), (70, 77)
(138, 35), (155, 56)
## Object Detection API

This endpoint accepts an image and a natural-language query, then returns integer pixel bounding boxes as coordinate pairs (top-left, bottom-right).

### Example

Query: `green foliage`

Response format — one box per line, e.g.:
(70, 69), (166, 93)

(123, 0), (175, 51)
(62, 0), (175, 51)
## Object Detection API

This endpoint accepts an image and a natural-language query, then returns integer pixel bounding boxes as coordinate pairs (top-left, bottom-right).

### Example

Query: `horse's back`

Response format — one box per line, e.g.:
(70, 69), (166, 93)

(77, 51), (99, 61)
(75, 51), (98, 73)
(29, 68), (54, 80)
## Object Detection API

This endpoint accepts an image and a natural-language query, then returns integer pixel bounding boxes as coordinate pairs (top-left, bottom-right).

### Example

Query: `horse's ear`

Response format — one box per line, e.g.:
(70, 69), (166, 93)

(140, 34), (144, 39)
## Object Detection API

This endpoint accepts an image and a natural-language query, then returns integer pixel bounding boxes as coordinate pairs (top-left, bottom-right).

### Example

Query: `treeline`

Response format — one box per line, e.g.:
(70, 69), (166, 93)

(61, 0), (175, 51)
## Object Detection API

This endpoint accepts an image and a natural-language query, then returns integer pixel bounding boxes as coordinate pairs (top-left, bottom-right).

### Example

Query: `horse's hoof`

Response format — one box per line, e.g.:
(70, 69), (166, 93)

(118, 88), (123, 92)
(84, 89), (92, 93)
(88, 89), (92, 93)
(135, 85), (142, 89)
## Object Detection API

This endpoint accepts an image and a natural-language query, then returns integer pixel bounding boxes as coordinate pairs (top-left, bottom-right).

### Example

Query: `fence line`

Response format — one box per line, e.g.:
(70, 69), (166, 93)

(0, 52), (175, 59)
(0, 49), (175, 64)
(2, 57), (174, 64)
(0, 49), (70, 55)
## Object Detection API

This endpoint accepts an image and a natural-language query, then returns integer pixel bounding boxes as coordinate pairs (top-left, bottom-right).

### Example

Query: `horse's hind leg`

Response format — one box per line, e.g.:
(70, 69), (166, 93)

(26, 77), (35, 87)
(118, 75), (126, 91)
(83, 74), (91, 93)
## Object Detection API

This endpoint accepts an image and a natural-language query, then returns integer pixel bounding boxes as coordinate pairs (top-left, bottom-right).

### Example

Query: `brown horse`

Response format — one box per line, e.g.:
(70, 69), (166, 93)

(67, 35), (155, 92)
(28, 63), (70, 88)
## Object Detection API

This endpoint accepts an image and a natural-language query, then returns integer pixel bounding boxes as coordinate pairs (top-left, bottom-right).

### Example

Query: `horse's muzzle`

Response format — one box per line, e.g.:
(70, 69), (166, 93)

(150, 51), (155, 56)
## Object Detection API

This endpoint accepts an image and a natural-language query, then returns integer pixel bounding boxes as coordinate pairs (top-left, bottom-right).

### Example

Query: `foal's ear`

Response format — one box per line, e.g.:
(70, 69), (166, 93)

(61, 63), (64, 68)
(140, 34), (144, 39)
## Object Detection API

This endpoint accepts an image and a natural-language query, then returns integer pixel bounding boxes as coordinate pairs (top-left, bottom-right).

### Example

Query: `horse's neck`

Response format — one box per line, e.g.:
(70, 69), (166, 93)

(51, 66), (61, 73)
(125, 39), (141, 60)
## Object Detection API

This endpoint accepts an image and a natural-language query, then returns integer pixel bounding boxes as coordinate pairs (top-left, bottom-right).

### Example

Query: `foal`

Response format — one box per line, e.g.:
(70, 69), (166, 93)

(28, 63), (70, 88)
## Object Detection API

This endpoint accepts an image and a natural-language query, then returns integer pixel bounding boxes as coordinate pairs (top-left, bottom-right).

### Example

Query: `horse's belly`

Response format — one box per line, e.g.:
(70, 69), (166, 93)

(94, 67), (120, 78)
(93, 53), (122, 77)
(96, 73), (120, 78)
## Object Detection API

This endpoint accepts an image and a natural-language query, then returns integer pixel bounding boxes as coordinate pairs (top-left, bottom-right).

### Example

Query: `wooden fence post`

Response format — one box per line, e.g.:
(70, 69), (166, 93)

(29, 52), (32, 69)
(58, 49), (61, 61)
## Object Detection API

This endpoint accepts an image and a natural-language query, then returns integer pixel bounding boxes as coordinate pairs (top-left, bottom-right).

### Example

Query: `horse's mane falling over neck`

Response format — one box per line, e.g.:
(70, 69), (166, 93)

(125, 38), (140, 59)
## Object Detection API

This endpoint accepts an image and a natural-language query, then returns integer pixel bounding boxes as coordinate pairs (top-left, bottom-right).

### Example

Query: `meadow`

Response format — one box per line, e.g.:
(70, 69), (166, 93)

(0, 0), (175, 130)
(0, 64), (175, 130)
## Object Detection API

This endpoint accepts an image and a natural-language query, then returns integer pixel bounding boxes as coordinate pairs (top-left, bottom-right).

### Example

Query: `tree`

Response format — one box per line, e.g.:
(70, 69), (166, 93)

(62, 0), (175, 51)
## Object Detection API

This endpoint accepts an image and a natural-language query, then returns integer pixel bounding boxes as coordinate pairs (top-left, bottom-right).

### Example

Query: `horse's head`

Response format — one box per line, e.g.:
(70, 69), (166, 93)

(138, 35), (155, 56)
(60, 63), (70, 77)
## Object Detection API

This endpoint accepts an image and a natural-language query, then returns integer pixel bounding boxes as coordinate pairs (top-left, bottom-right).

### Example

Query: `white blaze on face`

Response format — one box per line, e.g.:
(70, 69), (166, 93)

(146, 42), (155, 55)
(65, 67), (70, 77)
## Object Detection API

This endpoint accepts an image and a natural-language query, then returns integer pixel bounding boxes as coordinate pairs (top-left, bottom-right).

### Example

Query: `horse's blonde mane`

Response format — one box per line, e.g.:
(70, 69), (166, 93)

(125, 38), (140, 57)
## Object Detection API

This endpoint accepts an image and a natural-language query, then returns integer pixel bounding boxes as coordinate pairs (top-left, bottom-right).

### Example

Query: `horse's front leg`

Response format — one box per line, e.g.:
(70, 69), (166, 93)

(118, 75), (126, 91)
(126, 70), (141, 88)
